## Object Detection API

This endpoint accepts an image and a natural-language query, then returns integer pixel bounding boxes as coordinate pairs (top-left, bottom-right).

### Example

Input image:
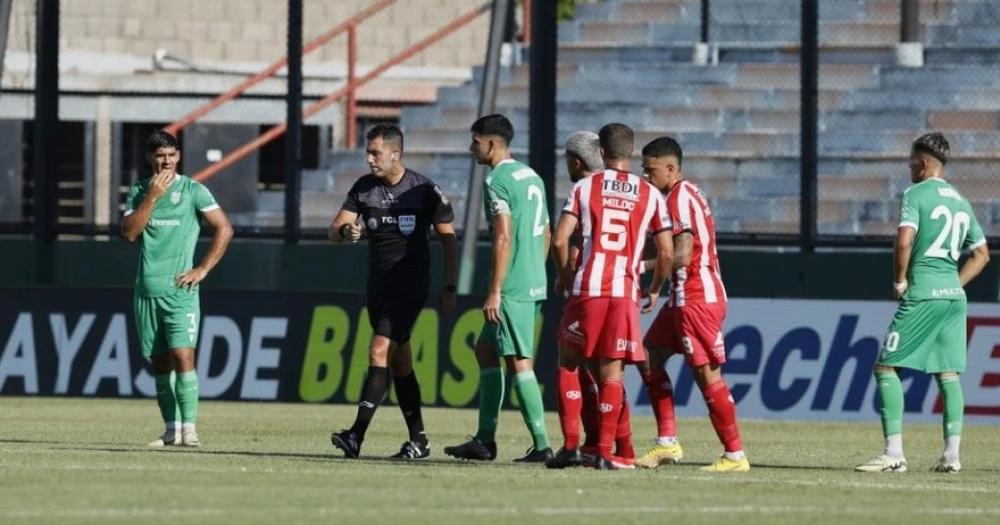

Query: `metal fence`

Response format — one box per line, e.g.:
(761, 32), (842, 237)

(1, 0), (998, 249)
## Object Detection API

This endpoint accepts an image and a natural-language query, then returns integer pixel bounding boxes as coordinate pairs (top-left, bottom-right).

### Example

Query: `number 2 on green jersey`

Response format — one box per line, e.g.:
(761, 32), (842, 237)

(527, 184), (546, 237)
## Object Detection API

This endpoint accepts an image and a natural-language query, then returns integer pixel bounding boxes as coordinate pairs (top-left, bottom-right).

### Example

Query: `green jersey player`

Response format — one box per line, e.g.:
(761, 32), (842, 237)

(122, 130), (233, 447)
(444, 114), (552, 463)
(856, 133), (990, 474)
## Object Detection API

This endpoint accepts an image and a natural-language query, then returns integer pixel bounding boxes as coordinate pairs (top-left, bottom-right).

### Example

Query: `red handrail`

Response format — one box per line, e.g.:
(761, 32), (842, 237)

(523, 0), (532, 44)
(193, 2), (492, 183)
(163, 0), (396, 136)
(346, 23), (358, 148)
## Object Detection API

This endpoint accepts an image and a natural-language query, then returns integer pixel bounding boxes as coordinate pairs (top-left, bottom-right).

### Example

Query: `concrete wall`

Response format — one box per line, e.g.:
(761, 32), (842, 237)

(12, 0), (490, 66)
(2, 0), (491, 89)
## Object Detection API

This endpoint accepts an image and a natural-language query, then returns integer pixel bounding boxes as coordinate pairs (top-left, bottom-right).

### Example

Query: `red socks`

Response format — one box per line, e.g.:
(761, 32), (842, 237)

(643, 367), (677, 439)
(580, 367), (600, 449)
(562, 366), (631, 456)
(615, 394), (634, 459)
(598, 380), (625, 459)
(703, 380), (743, 453)
(557, 366), (583, 450)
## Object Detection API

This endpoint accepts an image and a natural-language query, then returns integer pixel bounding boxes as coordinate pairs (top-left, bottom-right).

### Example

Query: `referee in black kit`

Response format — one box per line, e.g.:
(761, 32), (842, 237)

(329, 124), (457, 460)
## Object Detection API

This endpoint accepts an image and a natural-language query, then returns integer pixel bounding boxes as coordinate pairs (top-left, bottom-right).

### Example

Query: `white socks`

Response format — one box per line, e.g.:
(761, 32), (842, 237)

(884, 434), (904, 458)
(943, 435), (961, 459)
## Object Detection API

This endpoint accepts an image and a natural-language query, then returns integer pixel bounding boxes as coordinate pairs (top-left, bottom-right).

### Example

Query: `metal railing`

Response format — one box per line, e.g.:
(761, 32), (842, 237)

(187, 2), (491, 183)
(163, 0), (396, 139)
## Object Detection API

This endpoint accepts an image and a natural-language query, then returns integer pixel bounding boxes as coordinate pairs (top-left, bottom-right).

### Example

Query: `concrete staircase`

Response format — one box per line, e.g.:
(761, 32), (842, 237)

(291, 0), (1000, 237)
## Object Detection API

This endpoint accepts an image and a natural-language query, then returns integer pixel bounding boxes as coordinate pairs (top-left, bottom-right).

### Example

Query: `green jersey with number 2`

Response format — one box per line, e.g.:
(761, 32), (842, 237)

(483, 159), (549, 302)
(898, 178), (985, 301)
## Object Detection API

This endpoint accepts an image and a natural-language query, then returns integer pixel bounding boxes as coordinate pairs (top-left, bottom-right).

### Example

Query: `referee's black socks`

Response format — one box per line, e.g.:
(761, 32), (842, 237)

(350, 366), (390, 439)
(394, 372), (427, 445)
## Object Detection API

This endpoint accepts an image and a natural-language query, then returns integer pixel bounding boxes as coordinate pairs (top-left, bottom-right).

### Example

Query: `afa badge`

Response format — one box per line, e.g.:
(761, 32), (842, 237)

(399, 215), (416, 235)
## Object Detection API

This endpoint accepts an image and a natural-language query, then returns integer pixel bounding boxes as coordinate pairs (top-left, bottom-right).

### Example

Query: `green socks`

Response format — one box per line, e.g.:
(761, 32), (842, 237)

(937, 375), (963, 440)
(513, 371), (549, 450)
(175, 371), (200, 426)
(154, 372), (180, 430)
(876, 370), (904, 456)
(475, 368), (504, 443)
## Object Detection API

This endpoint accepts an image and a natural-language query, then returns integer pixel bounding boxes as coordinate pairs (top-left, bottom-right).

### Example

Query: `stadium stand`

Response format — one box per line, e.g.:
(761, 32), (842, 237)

(314, 0), (1000, 238)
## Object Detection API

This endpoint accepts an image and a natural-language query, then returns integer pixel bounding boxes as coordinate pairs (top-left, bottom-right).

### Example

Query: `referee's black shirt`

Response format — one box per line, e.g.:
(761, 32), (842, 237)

(341, 169), (454, 283)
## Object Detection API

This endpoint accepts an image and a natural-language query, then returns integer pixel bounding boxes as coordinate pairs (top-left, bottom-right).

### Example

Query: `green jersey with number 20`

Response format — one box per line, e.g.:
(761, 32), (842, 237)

(898, 177), (985, 301)
(483, 159), (549, 302)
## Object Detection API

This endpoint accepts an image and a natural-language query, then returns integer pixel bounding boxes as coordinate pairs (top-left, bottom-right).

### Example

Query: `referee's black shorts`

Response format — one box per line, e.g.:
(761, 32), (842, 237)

(367, 279), (428, 345)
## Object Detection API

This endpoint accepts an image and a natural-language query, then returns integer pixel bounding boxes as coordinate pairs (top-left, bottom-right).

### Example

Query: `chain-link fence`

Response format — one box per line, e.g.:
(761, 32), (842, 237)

(818, 0), (1000, 239)
(0, 0), (493, 237)
(557, 0), (803, 240)
(2, 0), (998, 245)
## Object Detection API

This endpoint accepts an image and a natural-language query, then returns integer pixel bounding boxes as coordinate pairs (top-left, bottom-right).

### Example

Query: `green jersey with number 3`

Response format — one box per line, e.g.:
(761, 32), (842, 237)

(125, 175), (220, 298)
(898, 177), (985, 301)
(483, 159), (549, 302)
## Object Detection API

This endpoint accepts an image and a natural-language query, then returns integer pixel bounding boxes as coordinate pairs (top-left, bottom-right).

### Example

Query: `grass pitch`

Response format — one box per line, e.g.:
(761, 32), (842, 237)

(1, 397), (999, 525)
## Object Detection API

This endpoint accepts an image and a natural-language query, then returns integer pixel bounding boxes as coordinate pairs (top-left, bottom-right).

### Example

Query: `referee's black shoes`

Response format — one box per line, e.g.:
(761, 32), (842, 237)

(390, 440), (431, 460)
(443, 436), (497, 461)
(331, 429), (362, 458)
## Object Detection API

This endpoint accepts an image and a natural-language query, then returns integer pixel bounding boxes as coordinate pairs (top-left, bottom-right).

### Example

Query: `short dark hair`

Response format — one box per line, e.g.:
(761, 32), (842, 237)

(470, 114), (514, 145)
(912, 132), (949, 165)
(641, 136), (683, 167)
(599, 123), (634, 160)
(366, 124), (404, 152)
(147, 129), (179, 153)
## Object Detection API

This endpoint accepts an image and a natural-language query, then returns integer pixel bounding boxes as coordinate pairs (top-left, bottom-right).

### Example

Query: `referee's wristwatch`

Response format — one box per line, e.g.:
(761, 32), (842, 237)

(445, 284), (457, 293)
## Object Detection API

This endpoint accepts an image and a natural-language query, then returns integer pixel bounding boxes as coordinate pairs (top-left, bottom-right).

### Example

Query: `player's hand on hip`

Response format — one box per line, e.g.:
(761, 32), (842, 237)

(148, 170), (173, 199)
(642, 289), (659, 314)
(176, 267), (208, 291)
(483, 292), (501, 324)
(892, 280), (908, 300)
(440, 290), (457, 315)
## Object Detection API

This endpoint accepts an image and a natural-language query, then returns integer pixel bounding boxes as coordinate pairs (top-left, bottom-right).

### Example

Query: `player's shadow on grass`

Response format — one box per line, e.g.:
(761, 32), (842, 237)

(57, 445), (533, 469)
(2, 438), (136, 447)
(743, 462), (845, 472)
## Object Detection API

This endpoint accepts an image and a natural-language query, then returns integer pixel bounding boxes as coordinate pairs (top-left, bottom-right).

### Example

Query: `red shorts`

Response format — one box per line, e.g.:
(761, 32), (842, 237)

(559, 296), (645, 363)
(644, 302), (727, 367)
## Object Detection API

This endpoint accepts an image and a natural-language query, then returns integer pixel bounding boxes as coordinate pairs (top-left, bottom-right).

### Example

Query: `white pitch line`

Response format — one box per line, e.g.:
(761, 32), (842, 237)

(4, 459), (998, 495)
(5, 505), (1000, 520)
(646, 471), (1000, 495)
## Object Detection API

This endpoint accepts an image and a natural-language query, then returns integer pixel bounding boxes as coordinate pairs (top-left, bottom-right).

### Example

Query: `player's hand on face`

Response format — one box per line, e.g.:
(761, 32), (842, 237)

(148, 170), (173, 199)
(642, 289), (659, 314)
(440, 290), (457, 315)
(482, 292), (501, 324)
(176, 267), (208, 291)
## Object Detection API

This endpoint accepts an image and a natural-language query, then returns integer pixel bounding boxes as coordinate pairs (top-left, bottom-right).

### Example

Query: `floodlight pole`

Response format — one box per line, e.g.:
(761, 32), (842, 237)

(457, 0), (511, 295)
(285, 0), (303, 242)
(33, 0), (59, 284)
(800, 0), (818, 251)
(901, 0), (919, 42)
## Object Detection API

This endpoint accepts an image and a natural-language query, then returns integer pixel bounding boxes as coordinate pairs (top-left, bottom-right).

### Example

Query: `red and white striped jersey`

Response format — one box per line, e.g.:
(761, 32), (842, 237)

(666, 179), (727, 307)
(562, 169), (671, 300)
